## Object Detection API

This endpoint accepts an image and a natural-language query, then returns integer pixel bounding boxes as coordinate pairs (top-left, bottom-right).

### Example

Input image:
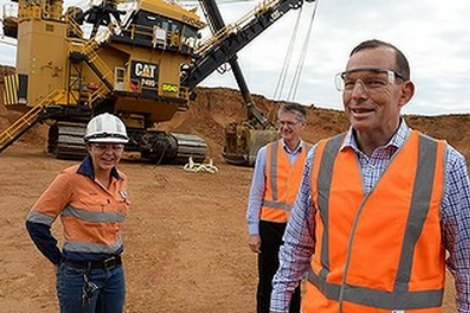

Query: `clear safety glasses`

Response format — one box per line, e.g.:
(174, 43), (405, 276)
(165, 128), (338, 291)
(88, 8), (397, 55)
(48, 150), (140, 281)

(334, 68), (405, 92)
(91, 143), (125, 152)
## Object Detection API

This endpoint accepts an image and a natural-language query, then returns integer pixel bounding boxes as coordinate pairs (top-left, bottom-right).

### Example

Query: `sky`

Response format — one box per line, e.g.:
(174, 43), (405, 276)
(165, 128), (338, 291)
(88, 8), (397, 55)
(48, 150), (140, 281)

(1, 0), (469, 116)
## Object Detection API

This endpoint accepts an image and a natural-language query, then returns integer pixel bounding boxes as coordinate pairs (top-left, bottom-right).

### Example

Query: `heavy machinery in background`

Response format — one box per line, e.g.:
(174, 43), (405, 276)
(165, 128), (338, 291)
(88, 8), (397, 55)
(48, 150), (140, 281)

(0, 0), (314, 165)
(197, 0), (277, 165)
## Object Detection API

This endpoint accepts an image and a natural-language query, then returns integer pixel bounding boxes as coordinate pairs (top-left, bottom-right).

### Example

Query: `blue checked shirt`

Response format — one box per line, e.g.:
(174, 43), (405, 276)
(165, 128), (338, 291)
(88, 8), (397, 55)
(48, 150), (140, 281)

(270, 120), (470, 312)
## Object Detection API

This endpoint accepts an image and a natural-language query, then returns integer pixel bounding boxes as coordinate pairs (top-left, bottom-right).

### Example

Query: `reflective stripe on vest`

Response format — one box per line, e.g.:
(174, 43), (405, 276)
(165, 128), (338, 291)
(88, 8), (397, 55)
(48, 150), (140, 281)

(260, 200), (292, 211)
(317, 133), (345, 280)
(307, 131), (446, 311)
(260, 140), (310, 223)
(307, 269), (443, 309)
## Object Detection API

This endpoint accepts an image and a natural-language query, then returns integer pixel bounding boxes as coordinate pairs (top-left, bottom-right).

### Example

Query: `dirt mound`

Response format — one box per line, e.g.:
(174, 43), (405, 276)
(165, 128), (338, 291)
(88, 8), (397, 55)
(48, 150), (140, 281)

(182, 88), (469, 165)
(406, 114), (470, 160)
(157, 87), (349, 161)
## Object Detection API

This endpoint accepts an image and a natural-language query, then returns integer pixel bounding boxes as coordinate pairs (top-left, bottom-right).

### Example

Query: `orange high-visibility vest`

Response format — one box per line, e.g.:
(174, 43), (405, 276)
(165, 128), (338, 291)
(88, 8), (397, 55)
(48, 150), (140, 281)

(260, 140), (310, 223)
(304, 130), (446, 313)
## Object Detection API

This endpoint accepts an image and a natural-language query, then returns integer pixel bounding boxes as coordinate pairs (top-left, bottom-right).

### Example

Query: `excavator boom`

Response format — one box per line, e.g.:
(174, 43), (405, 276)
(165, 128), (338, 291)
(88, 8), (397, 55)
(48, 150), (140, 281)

(183, 0), (313, 90)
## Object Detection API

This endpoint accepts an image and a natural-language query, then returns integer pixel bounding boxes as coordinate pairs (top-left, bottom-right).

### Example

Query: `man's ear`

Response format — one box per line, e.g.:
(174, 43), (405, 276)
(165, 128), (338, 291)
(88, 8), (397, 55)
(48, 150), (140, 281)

(398, 81), (415, 108)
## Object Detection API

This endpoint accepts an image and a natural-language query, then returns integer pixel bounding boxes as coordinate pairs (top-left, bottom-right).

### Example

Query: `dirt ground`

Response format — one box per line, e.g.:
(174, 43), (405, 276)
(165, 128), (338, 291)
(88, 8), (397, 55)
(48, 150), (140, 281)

(0, 85), (468, 312)
(0, 143), (257, 313)
(0, 142), (459, 313)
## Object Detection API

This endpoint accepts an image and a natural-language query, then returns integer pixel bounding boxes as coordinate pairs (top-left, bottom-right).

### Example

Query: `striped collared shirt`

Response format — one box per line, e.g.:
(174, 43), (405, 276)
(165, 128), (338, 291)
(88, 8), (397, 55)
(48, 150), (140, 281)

(270, 120), (470, 312)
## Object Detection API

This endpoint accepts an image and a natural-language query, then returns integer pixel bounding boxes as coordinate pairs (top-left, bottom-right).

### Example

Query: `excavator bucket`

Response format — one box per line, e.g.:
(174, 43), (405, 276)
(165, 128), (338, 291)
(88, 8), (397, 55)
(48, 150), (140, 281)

(222, 122), (279, 166)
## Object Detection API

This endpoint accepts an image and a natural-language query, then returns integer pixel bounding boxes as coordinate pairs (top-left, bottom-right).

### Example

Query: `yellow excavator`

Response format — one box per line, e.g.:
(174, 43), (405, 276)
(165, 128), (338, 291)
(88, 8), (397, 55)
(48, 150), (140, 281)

(0, 0), (314, 165)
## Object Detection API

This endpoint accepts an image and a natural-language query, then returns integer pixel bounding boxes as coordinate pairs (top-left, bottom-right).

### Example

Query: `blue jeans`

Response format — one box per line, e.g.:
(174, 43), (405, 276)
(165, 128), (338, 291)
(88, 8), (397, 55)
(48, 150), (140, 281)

(56, 262), (126, 313)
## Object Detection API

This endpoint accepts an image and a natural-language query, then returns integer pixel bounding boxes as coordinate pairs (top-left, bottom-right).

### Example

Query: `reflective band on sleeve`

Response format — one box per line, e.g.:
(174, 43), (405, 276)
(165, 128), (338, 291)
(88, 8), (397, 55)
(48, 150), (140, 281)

(26, 210), (55, 226)
(61, 205), (126, 223)
(64, 237), (123, 254)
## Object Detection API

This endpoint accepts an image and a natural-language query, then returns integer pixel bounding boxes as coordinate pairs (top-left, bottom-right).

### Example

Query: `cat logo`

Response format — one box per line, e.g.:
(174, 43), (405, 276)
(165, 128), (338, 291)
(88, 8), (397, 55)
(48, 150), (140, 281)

(162, 83), (179, 93)
(130, 61), (159, 90)
(134, 63), (157, 78)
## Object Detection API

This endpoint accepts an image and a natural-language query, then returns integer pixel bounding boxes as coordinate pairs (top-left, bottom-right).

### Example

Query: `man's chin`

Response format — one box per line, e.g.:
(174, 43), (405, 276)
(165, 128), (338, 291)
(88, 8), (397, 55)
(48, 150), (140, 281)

(98, 162), (115, 170)
(281, 133), (292, 140)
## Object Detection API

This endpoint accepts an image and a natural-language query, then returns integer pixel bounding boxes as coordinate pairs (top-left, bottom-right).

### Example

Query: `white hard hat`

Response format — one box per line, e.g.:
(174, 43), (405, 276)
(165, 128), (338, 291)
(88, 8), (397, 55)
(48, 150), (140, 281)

(84, 113), (129, 144)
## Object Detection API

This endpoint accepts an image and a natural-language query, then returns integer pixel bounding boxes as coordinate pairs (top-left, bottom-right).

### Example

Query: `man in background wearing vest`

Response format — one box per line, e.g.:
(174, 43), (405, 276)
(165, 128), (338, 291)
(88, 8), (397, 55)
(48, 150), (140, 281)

(269, 39), (470, 313)
(247, 103), (311, 313)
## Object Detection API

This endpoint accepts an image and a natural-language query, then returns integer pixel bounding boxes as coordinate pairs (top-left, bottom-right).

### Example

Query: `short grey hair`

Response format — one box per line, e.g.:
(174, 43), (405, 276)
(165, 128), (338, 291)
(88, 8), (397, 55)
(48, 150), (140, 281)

(277, 103), (307, 122)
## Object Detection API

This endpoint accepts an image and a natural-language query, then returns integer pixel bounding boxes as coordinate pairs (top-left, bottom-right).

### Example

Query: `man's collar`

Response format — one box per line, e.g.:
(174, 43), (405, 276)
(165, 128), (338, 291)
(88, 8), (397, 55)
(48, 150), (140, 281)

(280, 138), (304, 154)
(77, 155), (122, 180)
(341, 118), (410, 153)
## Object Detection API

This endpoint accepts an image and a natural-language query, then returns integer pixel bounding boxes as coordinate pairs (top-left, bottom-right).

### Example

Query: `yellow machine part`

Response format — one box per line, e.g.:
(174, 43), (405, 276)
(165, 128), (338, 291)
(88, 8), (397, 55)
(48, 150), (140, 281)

(223, 122), (279, 166)
(138, 0), (205, 29)
(102, 43), (192, 124)
(16, 19), (68, 108)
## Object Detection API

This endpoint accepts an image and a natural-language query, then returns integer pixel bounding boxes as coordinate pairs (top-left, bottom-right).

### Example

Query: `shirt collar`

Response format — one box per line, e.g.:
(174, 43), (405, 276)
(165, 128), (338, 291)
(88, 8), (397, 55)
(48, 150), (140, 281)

(281, 138), (305, 154)
(77, 155), (122, 180)
(341, 118), (410, 153)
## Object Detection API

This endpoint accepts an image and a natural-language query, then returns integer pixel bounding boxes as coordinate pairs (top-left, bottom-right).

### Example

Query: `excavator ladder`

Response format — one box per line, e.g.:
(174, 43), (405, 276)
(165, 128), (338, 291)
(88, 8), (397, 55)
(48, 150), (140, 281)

(0, 89), (66, 154)
(80, 39), (115, 90)
(69, 32), (115, 93)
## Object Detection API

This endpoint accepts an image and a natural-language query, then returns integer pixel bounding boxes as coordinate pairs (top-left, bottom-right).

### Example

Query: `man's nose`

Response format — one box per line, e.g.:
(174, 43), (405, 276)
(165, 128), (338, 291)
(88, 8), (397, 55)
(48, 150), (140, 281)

(350, 79), (368, 99)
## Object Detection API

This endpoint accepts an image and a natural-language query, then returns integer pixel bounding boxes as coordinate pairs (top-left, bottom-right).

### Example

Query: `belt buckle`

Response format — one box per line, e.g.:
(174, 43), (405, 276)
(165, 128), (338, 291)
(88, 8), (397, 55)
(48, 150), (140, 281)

(103, 257), (116, 269)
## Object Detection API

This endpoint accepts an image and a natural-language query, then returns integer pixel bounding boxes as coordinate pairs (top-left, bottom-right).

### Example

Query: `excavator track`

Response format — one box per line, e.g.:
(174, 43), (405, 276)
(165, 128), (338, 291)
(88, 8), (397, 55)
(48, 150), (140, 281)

(139, 131), (208, 164)
(47, 122), (208, 163)
(171, 133), (208, 163)
(48, 122), (88, 160)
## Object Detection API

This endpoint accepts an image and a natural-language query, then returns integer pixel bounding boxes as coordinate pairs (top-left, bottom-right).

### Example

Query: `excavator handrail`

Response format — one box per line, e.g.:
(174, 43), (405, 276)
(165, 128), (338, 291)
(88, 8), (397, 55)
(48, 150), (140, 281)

(0, 89), (66, 152)
(119, 23), (155, 40)
(89, 84), (110, 105)
(65, 14), (83, 37)
(76, 37), (115, 91)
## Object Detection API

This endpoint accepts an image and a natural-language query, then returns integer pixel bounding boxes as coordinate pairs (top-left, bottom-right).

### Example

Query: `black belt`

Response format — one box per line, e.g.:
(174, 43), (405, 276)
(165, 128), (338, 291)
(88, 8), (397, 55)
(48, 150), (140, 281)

(62, 256), (122, 270)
